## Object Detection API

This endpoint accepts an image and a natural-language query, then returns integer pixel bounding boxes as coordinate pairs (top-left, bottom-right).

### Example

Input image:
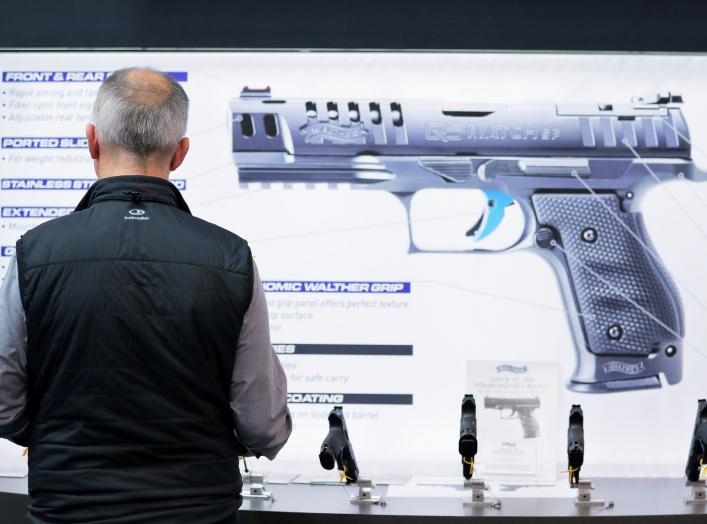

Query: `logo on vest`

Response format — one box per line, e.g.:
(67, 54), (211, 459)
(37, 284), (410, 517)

(125, 208), (149, 221)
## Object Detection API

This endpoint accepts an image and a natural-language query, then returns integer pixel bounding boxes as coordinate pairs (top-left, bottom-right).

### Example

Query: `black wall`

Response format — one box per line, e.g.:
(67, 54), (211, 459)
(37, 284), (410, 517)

(1, 0), (706, 52)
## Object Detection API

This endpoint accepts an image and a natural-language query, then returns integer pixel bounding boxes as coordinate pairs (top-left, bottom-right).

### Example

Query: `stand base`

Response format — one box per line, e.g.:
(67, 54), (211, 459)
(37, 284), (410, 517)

(685, 481), (706, 505)
(572, 479), (607, 507)
(350, 478), (383, 505)
(463, 479), (499, 508)
(350, 495), (383, 505)
(241, 473), (273, 501)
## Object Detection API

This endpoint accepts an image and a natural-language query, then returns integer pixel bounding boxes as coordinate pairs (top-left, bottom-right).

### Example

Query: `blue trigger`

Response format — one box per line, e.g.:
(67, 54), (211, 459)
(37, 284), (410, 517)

(475, 190), (515, 241)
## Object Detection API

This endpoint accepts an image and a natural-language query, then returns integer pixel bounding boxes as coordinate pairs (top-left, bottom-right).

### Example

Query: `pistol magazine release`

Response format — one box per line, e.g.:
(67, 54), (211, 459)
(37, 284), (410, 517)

(567, 405), (585, 486)
(459, 394), (478, 480)
(231, 88), (699, 393)
(685, 399), (707, 482)
(319, 406), (359, 484)
(484, 396), (540, 439)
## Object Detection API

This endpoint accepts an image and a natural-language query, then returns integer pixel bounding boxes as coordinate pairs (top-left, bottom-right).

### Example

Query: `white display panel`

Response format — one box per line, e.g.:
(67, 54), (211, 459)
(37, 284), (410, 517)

(1, 52), (706, 482)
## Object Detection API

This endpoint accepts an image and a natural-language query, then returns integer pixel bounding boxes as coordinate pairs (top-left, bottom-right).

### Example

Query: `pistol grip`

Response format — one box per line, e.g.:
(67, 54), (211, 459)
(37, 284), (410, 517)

(533, 193), (684, 392)
(519, 412), (539, 439)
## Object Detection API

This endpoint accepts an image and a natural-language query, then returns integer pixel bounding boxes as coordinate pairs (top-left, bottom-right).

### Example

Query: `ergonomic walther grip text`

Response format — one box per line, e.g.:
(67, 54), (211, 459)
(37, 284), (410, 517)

(533, 193), (684, 391)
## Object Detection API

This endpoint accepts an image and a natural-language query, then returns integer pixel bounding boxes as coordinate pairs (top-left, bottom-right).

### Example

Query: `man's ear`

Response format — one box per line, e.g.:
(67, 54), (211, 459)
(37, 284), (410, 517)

(169, 137), (190, 172)
(86, 122), (100, 160)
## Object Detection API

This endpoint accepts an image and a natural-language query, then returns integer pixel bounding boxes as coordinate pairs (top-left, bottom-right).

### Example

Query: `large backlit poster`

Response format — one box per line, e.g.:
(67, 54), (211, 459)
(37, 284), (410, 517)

(1, 52), (706, 481)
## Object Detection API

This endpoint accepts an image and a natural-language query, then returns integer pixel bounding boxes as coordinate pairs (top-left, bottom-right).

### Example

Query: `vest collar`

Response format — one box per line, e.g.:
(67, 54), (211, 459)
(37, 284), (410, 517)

(75, 175), (191, 214)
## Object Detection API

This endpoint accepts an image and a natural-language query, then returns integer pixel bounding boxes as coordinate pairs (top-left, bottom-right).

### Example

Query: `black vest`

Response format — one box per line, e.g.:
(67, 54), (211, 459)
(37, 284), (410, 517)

(16, 176), (252, 524)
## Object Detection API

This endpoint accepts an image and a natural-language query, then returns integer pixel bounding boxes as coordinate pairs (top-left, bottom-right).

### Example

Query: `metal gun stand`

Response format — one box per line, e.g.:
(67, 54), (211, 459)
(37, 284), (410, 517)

(241, 472), (273, 501)
(572, 479), (605, 507)
(350, 477), (383, 505)
(463, 479), (498, 508)
(685, 479), (706, 504)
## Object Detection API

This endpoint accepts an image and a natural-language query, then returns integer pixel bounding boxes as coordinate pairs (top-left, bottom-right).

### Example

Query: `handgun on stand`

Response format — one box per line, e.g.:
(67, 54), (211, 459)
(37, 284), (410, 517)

(484, 396), (540, 438)
(567, 405), (585, 486)
(459, 394), (478, 480)
(319, 406), (359, 484)
(231, 88), (706, 393)
(685, 399), (707, 482)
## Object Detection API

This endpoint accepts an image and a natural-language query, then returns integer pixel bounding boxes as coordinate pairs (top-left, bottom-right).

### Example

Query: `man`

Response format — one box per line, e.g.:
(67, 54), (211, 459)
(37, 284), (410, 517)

(0, 67), (292, 523)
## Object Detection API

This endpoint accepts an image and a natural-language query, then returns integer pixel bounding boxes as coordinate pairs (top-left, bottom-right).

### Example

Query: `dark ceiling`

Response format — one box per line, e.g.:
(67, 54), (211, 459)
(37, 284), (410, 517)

(1, 0), (705, 52)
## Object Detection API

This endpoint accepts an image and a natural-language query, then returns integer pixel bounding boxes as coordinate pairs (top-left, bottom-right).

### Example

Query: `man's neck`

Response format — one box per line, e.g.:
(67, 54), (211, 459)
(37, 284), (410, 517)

(96, 149), (171, 180)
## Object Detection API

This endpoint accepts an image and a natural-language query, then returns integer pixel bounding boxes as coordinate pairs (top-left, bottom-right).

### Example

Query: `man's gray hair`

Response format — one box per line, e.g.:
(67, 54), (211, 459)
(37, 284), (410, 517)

(92, 67), (189, 156)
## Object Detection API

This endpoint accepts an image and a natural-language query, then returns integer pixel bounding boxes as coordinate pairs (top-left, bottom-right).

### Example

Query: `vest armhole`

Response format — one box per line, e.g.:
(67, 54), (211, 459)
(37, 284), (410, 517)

(246, 245), (255, 309)
(14, 237), (32, 315)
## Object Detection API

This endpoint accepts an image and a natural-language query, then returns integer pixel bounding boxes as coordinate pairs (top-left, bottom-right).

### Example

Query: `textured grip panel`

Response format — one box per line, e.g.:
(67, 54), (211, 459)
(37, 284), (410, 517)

(533, 193), (684, 356)
(518, 413), (539, 439)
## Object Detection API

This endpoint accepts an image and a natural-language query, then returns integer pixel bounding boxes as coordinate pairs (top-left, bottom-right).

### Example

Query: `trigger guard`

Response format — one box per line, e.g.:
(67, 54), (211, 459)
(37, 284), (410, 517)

(501, 409), (516, 420)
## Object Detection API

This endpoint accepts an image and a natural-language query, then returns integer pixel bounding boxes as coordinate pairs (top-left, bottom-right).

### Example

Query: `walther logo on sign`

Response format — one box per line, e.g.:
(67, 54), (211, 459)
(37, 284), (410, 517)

(299, 121), (368, 145)
(602, 360), (646, 375)
(496, 365), (528, 374)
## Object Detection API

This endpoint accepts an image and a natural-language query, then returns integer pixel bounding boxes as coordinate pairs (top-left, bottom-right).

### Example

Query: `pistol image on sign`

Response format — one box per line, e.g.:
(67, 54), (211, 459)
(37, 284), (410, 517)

(231, 88), (705, 393)
(319, 406), (359, 484)
(567, 405), (585, 486)
(484, 396), (540, 439)
(685, 399), (707, 482)
(459, 394), (478, 479)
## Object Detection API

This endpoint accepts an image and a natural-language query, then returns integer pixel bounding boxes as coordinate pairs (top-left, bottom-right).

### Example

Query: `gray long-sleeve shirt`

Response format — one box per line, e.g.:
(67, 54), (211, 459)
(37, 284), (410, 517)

(0, 256), (291, 460)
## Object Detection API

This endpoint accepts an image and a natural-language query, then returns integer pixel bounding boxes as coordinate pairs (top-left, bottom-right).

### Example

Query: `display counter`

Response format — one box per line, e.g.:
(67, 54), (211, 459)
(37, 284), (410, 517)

(1, 477), (705, 523)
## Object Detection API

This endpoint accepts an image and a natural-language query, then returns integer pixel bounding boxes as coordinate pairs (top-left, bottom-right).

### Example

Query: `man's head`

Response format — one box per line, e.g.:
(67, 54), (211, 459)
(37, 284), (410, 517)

(87, 67), (190, 179)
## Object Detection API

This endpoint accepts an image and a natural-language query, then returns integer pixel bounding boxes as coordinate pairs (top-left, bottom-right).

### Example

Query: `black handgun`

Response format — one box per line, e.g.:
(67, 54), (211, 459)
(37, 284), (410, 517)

(685, 399), (707, 482)
(459, 394), (478, 479)
(319, 406), (359, 484)
(567, 404), (584, 486)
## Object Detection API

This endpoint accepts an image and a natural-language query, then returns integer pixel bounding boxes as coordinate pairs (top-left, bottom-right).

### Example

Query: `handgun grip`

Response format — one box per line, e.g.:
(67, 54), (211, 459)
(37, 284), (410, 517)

(319, 446), (336, 470)
(518, 411), (539, 439)
(532, 193), (684, 392)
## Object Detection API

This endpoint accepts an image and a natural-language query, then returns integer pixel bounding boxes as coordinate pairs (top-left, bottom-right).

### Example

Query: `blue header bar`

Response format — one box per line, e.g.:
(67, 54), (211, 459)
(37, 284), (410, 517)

(1, 178), (187, 191)
(263, 281), (410, 293)
(1, 207), (74, 218)
(287, 392), (413, 405)
(2, 137), (87, 149)
(2, 71), (188, 83)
